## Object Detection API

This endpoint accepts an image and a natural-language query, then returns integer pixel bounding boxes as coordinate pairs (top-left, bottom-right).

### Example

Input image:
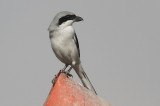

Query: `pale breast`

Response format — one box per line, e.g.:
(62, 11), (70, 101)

(50, 26), (77, 64)
(51, 26), (74, 47)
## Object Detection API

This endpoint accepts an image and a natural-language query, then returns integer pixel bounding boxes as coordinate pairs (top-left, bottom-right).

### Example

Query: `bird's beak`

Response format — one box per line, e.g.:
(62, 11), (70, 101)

(75, 16), (84, 22)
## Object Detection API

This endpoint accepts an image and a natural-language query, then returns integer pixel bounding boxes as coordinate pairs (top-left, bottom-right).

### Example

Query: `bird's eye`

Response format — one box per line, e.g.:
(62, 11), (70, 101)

(71, 15), (76, 19)
(66, 15), (70, 18)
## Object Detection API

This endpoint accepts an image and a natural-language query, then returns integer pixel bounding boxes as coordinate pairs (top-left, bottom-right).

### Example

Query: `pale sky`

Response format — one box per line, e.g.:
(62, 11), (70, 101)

(0, 0), (160, 106)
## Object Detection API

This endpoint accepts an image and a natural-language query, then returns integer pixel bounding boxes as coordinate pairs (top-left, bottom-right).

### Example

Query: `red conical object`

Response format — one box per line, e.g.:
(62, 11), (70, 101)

(44, 73), (112, 106)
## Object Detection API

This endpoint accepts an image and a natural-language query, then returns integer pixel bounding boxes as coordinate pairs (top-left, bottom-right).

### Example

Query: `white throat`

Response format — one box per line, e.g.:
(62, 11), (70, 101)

(58, 20), (74, 29)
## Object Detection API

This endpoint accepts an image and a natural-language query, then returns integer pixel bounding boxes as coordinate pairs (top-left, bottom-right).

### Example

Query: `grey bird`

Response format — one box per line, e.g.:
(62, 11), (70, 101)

(48, 11), (97, 94)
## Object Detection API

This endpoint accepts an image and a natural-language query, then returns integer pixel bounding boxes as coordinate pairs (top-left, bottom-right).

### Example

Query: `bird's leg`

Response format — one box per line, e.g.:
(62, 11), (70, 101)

(64, 67), (73, 77)
(67, 67), (72, 73)
(60, 64), (68, 72)
(57, 64), (68, 76)
(52, 64), (69, 84)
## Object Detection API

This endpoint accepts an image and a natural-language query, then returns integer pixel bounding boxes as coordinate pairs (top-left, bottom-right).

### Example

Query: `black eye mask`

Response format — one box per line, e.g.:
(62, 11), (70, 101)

(58, 15), (76, 25)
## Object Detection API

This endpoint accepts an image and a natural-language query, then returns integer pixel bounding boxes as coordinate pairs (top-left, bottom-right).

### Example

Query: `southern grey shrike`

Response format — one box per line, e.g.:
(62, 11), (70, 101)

(48, 11), (97, 94)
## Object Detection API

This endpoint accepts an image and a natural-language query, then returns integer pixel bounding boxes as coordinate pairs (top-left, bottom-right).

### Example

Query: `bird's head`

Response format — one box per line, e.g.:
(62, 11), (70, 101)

(48, 11), (83, 31)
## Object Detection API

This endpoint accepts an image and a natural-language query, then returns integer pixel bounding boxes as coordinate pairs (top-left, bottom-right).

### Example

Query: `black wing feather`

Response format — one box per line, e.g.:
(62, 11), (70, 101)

(73, 33), (80, 57)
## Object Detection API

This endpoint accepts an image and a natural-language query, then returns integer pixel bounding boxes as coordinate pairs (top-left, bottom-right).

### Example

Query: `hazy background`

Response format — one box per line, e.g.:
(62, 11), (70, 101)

(0, 0), (160, 106)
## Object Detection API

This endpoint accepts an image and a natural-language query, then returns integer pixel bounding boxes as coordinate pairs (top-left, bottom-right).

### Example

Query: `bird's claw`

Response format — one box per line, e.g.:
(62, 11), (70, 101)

(60, 69), (65, 73)
(62, 71), (73, 78)
(52, 70), (72, 85)
(52, 75), (57, 85)
(66, 73), (73, 78)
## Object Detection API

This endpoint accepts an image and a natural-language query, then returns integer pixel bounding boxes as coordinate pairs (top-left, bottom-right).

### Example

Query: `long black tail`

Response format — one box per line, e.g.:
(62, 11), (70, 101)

(73, 64), (97, 95)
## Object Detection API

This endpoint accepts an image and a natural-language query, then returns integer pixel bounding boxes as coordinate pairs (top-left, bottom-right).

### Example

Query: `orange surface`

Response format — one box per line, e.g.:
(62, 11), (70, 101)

(44, 73), (111, 106)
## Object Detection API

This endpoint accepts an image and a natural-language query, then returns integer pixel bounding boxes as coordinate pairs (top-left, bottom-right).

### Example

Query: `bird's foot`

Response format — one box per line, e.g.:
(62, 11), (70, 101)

(62, 71), (73, 78)
(60, 69), (65, 73)
(52, 70), (63, 85)
(52, 74), (57, 85)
